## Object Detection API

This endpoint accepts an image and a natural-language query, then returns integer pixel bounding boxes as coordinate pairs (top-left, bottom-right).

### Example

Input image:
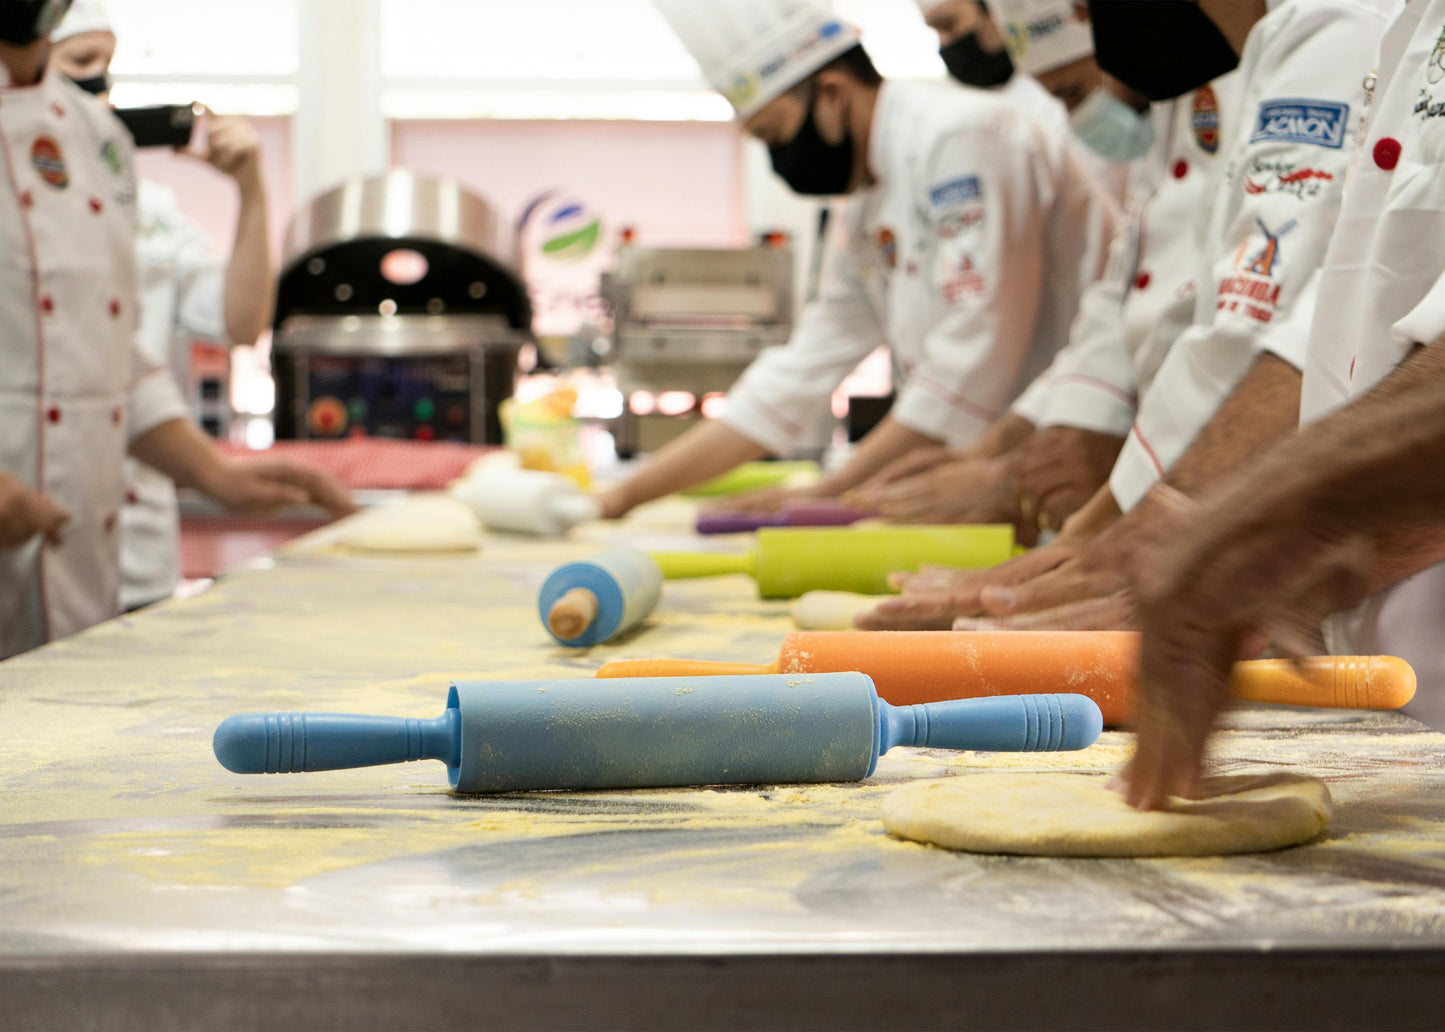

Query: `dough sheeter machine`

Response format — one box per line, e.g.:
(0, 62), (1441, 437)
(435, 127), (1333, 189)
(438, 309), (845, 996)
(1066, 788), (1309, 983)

(600, 243), (795, 456)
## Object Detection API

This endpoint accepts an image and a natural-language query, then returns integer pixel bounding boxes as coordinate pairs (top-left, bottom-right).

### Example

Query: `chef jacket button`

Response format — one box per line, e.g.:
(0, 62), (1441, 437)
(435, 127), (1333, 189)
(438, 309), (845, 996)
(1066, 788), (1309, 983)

(88, 196), (103, 214)
(39, 295), (54, 314)
(1134, 271), (1152, 290)
(1373, 137), (1401, 170)
(103, 512), (116, 533)
(1172, 159), (1188, 179)
(109, 298), (121, 317)
(20, 191), (32, 208)
(125, 489), (138, 504)
(111, 406), (123, 425)
(46, 406), (61, 424)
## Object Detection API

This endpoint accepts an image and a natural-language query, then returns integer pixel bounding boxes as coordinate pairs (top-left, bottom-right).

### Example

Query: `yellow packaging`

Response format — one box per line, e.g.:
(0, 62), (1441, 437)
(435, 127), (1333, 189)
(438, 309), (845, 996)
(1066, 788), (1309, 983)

(500, 387), (590, 489)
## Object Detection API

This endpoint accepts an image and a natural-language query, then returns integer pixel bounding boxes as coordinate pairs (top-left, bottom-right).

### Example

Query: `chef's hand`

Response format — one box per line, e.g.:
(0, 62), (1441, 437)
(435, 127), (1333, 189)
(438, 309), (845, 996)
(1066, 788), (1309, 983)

(1118, 485), (1374, 810)
(843, 444), (954, 509)
(1012, 427), (1125, 535)
(704, 484), (826, 515)
(205, 459), (358, 518)
(193, 114), (263, 188)
(0, 474), (69, 550)
(855, 485), (1120, 630)
(868, 455), (1018, 527)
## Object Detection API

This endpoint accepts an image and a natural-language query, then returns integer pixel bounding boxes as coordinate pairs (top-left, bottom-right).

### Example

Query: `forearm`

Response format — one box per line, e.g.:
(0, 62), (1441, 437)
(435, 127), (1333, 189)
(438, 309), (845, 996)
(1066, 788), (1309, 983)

(1164, 352), (1302, 496)
(128, 417), (229, 494)
(223, 172), (274, 346)
(610, 420), (768, 513)
(815, 416), (941, 496)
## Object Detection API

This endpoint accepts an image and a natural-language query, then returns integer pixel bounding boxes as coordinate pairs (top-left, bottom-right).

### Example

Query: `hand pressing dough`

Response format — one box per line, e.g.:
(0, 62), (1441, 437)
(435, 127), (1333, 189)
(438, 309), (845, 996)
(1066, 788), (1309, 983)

(882, 772), (1332, 857)
(791, 590), (879, 630)
(335, 494), (482, 553)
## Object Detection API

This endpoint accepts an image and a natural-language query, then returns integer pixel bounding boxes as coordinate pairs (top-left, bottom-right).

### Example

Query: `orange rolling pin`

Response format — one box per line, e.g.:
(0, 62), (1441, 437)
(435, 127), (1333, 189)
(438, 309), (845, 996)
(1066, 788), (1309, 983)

(595, 631), (1416, 726)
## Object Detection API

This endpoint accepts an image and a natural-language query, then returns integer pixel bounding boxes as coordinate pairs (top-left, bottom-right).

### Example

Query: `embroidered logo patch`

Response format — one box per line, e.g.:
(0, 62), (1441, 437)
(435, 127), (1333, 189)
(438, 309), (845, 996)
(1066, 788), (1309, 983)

(1217, 217), (1296, 323)
(1240, 158), (1334, 199)
(1191, 85), (1220, 154)
(929, 175), (981, 209)
(101, 139), (121, 175)
(1429, 23), (1445, 84)
(875, 226), (898, 269)
(1249, 99), (1349, 149)
(30, 136), (67, 189)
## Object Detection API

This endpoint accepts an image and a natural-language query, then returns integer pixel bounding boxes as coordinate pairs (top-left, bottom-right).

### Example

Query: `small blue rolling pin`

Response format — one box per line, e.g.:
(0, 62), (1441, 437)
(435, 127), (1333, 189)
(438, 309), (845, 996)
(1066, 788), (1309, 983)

(212, 673), (1103, 793)
(538, 547), (663, 647)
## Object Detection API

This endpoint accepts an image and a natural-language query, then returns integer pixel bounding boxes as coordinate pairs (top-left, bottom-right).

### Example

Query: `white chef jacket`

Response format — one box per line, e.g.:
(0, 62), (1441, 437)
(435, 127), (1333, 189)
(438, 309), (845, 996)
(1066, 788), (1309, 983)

(1035, 79), (1240, 436)
(1299, 0), (1445, 730)
(1001, 72), (1131, 208)
(1107, 0), (1400, 511)
(724, 78), (1117, 455)
(0, 67), (188, 659)
(120, 181), (228, 609)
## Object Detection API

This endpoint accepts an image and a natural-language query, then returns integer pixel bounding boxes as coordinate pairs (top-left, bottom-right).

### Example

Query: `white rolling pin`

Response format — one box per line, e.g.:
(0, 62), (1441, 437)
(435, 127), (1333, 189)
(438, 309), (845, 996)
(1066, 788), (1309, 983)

(452, 467), (600, 536)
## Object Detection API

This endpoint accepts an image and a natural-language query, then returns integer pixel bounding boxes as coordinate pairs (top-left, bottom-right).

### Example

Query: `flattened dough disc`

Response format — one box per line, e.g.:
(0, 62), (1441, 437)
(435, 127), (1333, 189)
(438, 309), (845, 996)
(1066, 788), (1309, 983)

(882, 772), (1332, 857)
(335, 494), (483, 554)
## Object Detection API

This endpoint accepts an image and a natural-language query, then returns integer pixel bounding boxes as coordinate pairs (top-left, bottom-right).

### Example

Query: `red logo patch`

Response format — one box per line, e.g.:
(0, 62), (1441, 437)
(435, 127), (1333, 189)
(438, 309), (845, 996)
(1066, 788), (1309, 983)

(30, 136), (68, 189)
(875, 226), (898, 269)
(1191, 85), (1220, 155)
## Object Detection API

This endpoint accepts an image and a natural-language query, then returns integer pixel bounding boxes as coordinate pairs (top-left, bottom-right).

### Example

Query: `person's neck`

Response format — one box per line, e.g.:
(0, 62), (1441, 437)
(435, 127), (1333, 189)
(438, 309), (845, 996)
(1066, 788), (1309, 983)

(1197, 0), (1268, 57)
(0, 39), (49, 86)
(852, 81), (882, 186)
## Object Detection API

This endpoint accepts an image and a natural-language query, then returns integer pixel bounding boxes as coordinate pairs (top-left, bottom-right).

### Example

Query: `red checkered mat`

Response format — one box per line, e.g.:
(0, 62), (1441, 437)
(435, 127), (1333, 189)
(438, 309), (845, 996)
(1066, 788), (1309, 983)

(217, 439), (497, 491)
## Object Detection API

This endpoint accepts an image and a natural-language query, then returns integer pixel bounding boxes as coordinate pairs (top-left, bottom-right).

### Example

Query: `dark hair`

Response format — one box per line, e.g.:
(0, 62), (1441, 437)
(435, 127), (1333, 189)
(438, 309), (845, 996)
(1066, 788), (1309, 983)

(789, 43), (883, 97)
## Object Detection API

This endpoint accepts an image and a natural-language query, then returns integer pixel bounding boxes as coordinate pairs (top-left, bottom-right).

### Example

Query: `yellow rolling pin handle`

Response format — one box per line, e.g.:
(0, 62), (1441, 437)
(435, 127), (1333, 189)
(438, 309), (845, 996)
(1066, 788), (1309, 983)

(1229, 655), (1417, 710)
(648, 551), (754, 580)
(596, 658), (777, 679)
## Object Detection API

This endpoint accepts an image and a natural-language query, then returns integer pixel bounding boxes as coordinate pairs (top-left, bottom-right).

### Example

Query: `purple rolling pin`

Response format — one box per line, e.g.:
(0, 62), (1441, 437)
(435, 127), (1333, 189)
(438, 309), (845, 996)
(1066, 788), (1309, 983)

(696, 504), (869, 535)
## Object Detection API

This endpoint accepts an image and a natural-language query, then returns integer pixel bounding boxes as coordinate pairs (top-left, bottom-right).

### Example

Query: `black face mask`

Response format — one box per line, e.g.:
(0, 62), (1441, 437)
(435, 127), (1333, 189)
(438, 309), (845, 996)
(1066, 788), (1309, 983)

(0, 0), (71, 46)
(68, 72), (110, 95)
(939, 33), (1014, 89)
(768, 97), (855, 197)
(1088, 0), (1239, 102)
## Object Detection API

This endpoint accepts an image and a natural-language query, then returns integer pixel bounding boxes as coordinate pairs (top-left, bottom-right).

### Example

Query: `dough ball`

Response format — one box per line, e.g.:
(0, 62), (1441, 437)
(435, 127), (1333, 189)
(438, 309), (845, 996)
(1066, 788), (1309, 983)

(335, 494), (482, 553)
(791, 590), (879, 630)
(881, 772), (1332, 857)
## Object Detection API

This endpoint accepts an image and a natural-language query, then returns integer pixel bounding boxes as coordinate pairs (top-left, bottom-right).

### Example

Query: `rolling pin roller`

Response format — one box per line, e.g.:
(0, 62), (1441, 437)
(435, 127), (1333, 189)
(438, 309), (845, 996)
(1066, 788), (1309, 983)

(596, 631), (1418, 726)
(651, 525), (1015, 599)
(538, 547), (663, 647)
(212, 674), (1103, 793)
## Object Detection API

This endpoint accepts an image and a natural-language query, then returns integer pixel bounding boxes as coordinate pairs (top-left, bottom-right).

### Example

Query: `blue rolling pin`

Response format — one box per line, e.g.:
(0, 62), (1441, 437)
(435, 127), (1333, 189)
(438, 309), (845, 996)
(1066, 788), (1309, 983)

(538, 547), (663, 647)
(213, 673), (1103, 793)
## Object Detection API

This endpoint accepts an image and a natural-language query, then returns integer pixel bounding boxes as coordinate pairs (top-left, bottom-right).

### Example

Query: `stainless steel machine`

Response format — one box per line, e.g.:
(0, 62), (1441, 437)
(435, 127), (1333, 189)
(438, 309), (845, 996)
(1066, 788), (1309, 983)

(272, 171), (531, 444)
(600, 243), (794, 455)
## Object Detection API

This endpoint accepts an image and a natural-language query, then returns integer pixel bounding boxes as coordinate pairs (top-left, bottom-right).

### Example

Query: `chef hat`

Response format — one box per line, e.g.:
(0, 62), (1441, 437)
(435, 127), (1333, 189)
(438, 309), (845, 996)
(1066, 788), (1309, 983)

(653, 0), (864, 119)
(53, 0), (112, 42)
(987, 0), (1091, 76)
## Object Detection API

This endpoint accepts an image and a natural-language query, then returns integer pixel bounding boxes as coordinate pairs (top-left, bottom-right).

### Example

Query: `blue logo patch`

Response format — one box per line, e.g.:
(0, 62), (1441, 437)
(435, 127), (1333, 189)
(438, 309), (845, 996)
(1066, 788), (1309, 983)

(1249, 98), (1349, 149)
(929, 175), (981, 209)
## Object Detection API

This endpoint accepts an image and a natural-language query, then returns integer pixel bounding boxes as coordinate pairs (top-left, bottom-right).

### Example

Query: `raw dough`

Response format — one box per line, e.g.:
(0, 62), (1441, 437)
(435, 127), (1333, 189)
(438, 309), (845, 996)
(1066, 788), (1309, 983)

(334, 494), (483, 553)
(881, 772), (1332, 857)
(791, 590), (879, 630)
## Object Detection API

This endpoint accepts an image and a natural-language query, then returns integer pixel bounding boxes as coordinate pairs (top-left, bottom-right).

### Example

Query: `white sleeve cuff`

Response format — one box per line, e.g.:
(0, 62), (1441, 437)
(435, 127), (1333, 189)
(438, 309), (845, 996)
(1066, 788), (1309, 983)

(1009, 377), (1051, 424)
(1107, 429), (1164, 513)
(127, 368), (190, 443)
(893, 379), (993, 447)
(1038, 376), (1137, 437)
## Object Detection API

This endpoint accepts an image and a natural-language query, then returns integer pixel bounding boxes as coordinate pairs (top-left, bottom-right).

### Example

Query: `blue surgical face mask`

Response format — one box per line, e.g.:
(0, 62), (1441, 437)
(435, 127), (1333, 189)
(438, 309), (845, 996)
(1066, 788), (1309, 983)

(1069, 87), (1154, 164)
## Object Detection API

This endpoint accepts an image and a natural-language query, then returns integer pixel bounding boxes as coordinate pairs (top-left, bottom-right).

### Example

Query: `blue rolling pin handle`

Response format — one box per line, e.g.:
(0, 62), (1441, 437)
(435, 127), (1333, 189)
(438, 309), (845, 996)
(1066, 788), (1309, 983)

(875, 693), (1102, 760)
(212, 707), (461, 774)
